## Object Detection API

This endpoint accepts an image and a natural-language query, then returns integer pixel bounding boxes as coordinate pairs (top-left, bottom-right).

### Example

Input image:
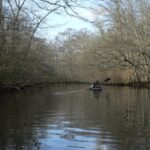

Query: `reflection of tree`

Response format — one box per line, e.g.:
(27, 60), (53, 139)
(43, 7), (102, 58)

(0, 86), (150, 149)
(94, 88), (150, 150)
(64, 87), (150, 149)
(0, 87), (59, 150)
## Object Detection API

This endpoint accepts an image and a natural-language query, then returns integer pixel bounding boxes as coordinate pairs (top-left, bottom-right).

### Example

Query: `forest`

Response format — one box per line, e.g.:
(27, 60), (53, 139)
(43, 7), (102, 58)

(1, 0), (150, 89)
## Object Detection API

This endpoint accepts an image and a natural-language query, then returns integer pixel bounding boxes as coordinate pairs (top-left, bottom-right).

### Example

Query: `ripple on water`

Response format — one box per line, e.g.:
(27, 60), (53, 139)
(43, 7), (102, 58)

(36, 125), (122, 150)
(1, 85), (150, 150)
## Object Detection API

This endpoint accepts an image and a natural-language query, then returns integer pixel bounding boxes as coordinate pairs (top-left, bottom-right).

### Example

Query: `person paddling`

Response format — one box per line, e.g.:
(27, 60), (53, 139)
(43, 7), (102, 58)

(91, 80), (101, 88)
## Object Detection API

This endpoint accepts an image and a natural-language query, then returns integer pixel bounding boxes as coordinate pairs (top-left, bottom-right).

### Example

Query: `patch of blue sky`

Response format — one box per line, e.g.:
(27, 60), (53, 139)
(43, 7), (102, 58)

(36, 0), (100, 40)
(38, 13), (97, 40)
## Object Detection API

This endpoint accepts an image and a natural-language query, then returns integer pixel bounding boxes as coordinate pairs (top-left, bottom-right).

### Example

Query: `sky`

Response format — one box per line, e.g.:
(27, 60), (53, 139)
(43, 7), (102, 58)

(7, 0), (104, 40)
(37, 2), (99, 40)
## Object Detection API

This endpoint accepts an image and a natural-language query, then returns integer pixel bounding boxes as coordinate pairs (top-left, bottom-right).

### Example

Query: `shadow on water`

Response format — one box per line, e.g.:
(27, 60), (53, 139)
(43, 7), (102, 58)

(0, 85), (150, 150)
(93, 91), (101, 100)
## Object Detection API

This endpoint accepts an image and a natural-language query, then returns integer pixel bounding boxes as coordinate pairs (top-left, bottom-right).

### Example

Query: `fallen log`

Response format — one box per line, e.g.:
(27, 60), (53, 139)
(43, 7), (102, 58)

(1, 85), (20, 92)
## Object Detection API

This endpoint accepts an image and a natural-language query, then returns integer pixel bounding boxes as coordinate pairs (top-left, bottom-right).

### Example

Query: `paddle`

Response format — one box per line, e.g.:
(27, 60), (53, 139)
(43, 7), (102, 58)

(104, 77), (111, 82)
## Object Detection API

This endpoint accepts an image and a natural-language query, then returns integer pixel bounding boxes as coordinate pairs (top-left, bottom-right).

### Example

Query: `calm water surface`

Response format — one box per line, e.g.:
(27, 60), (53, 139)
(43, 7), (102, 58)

(0, 84), (150, 150)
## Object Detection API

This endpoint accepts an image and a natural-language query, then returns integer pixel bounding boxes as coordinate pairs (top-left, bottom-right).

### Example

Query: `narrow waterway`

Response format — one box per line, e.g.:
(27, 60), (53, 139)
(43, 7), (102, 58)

(0, 84), (150, 150)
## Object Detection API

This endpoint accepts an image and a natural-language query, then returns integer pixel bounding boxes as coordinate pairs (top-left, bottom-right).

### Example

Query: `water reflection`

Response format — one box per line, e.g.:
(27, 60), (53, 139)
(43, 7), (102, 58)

(92, 91), (101, 100)
(0, 85), (150, 150)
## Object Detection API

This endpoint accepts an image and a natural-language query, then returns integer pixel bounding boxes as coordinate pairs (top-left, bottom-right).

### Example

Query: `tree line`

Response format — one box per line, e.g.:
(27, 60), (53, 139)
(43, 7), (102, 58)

(1, 0), (150, 86)
(0, 0), (83, 85)
(55, 0), (150, 84)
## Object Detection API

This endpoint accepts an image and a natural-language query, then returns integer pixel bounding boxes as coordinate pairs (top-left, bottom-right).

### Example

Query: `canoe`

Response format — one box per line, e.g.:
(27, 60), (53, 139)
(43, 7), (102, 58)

(89, 87), (102, 91)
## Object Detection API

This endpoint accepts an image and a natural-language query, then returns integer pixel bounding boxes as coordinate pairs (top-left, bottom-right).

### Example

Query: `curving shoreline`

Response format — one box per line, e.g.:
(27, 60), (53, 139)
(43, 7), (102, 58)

(1, 80), (150, 93)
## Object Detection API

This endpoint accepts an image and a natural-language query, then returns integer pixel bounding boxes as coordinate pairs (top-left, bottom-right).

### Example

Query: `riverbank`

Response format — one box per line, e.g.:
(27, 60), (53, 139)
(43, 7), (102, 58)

(0, 81), (35, 92)
(0, 81), (90, 93)
(1, 80), (150, 93)
(103, 81), (150, 88)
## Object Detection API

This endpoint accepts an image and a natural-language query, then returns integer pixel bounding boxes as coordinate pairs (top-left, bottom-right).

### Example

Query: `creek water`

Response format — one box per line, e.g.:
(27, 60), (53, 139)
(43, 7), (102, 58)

(0, 84), (150, 150)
